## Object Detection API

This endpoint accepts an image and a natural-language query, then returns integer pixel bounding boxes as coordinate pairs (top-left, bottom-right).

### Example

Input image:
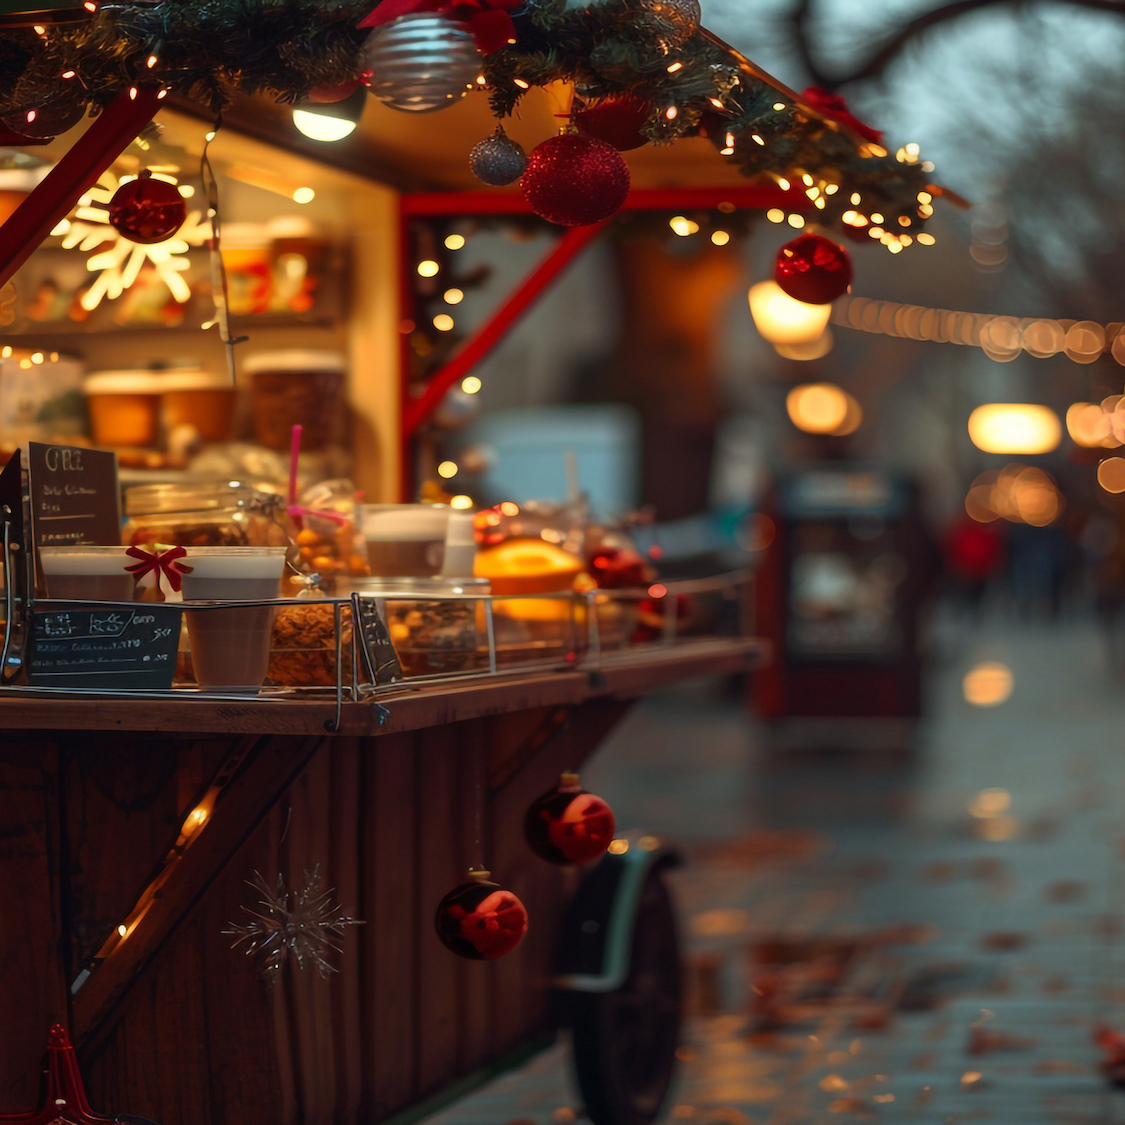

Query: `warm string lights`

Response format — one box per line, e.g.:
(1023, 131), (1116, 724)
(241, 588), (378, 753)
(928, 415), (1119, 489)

(833, 295), (1125, 366)
(964, 464), (1064, 527)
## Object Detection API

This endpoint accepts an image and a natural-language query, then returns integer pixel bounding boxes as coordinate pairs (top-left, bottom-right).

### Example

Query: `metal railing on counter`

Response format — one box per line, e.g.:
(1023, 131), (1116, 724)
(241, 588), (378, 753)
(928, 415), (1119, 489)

(0, 570), (755, 732)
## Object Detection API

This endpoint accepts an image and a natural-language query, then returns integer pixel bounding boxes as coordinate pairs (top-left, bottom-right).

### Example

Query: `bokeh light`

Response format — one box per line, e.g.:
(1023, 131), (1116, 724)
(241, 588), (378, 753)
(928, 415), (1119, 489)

(967, 404), (1062, 455)
(787, 383), (851, 434)
(1066, 402), (1119, 448)
(748, 281), (832, 345)
(1097, 457), (1125, 493)
(964, 465), (1063, 526)
(963, 664), (1013, 707)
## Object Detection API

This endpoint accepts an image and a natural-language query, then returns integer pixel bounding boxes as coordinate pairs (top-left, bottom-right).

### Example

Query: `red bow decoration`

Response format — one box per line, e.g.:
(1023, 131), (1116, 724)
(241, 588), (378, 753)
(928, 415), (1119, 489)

(360, 0), (521, 54)
(125, 544), (192, 595)
(800, 87), (884, 145)
(0, 1024), (117, 1125)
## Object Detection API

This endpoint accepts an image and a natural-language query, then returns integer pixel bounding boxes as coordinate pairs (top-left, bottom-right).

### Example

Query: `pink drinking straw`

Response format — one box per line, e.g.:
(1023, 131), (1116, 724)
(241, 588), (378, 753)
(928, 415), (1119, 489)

(288, 423), (302, 507)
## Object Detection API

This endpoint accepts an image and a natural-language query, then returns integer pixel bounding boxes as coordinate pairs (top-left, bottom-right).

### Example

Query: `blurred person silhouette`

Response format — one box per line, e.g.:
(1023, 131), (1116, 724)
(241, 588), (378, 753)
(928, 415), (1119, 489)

(944, 513), (1005, 619)
(1007, 520), (1071, 620)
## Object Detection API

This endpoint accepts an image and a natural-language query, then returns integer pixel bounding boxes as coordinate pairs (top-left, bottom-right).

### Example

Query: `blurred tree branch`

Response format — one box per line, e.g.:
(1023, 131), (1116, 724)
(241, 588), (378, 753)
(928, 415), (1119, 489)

(792, 0), (1125, 87)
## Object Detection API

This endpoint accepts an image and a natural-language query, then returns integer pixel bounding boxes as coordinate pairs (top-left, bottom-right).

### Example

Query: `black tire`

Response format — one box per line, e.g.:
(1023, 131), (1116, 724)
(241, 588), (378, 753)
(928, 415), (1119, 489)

(570, 866), (682, 1125)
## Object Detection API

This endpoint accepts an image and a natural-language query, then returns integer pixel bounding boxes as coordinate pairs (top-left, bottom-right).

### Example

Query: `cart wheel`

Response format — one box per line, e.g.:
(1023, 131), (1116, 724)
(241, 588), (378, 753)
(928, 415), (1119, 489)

(570, 865), (681, 1125)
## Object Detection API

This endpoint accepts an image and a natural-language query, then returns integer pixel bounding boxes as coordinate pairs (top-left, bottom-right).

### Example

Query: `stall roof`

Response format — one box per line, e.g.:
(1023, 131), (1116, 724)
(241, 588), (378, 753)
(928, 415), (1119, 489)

(181, 81), (752, 194)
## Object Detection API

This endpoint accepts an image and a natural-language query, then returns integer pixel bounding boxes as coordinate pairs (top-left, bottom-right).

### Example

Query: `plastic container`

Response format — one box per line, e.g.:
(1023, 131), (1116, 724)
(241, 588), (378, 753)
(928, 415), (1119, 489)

(348, 577), (489, 677)
(179, 546), (287, 692)
(160, 371), (237, 442)
(243, 350), (345, 450)
(83, 371), (163, 447)
(39, 546), (137, 602)
(123, 481), (289, 549)
(362, 504), (451, 577)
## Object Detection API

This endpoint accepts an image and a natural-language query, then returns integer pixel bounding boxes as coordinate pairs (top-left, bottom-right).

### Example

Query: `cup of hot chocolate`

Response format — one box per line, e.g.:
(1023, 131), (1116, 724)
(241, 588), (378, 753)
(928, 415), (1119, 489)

(179, 547), (287, 692)
(362, 504), (451, 578)
(39, 546), (137, 603)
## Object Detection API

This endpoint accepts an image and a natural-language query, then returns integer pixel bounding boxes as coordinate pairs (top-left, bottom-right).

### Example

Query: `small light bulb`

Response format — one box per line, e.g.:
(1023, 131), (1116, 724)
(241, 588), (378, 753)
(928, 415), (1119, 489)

(292, 187), (316, 204)
(444, 288), (464, 304)
(117, 924), (127, 937)
(433, 314), (455, 331)
(461, 376), (482, 394)
(444, 233), (465, 250)
(437, 460), (458, 479)
(178, 184), (194, 198)
(451, 495), (474, 509)
(711, 230), (730, 246)
(417, 260), (440, 277)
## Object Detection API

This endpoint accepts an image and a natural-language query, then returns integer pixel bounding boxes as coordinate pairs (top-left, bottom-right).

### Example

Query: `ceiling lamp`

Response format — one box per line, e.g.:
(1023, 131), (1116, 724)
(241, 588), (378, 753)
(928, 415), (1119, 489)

(292, 86), (367, 142)
(967, 403), (1062, 455)
(748, 281), (832, 345)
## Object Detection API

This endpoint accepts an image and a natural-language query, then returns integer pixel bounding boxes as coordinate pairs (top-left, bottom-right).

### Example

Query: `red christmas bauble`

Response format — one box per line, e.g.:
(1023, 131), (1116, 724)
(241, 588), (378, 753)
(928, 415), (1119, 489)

(434, 874), (528, 960)
(520, 135), (631, 227)
(108, 171), (187, 245)
(774, 234), (853, 305)
(524, 772), (616, 865)
(588, 546), (650, 589)
(573, 94), (651, 151)
(308, 79), (361, 103)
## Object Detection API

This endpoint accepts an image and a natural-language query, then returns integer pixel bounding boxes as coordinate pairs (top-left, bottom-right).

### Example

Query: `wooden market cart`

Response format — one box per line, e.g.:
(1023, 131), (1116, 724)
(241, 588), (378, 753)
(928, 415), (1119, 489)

(0, 637), (762, 1125)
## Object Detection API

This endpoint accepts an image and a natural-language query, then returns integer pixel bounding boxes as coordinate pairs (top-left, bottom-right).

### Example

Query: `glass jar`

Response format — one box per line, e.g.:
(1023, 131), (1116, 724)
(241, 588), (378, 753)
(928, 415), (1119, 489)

(122, 481), (290, 549)
(348, 577), (489, 678)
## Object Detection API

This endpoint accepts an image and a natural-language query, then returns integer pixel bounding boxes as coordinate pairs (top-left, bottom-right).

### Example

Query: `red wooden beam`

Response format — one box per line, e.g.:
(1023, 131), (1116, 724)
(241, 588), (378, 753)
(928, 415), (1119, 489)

(0, 85), (165, 289)
(402, 220), (609, 437)
(401, 184), (812, 217)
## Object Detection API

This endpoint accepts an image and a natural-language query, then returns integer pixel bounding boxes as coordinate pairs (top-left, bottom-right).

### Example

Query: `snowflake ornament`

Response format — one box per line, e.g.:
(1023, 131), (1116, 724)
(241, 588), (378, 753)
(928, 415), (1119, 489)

(224, 866), (363, 979)
(53, 170), (211, 312)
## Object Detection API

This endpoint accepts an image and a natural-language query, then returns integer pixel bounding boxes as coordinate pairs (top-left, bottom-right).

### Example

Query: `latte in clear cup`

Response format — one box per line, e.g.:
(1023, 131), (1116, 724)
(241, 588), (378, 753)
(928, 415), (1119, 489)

(362, 504), (451, 577)
(39, 546), (137, 603)
(180, 547), (287, 691)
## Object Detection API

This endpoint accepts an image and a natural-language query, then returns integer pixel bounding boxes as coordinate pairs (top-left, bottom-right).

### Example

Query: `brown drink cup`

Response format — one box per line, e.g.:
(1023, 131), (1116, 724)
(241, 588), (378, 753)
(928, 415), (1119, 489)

(362, 504), (451, 577)
(179, 547), (287, 692)
(39, 546), (137, 602)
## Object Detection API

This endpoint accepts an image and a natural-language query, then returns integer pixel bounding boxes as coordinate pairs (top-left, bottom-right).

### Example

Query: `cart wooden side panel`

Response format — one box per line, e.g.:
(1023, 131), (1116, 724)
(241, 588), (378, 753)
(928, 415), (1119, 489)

(0, 640), (762, 1124)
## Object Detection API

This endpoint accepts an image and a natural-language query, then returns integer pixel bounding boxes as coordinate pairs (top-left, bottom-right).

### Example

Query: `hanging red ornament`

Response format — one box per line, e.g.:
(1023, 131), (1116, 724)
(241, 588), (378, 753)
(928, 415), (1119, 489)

(308, 79), (362, 103)
(1, 100), (86, 141)
(520, 135), (631, 227)
(774, 233), (853, 305)
(573, 94), (651, 152)
(587, 545), (651, 589)
(434, 869), (528, 960)
(0, 1024), (125, 1125)
(524, 772), (616, 865)
(108, 171), (187, 245)
(1096, 1026), (1125, 1088)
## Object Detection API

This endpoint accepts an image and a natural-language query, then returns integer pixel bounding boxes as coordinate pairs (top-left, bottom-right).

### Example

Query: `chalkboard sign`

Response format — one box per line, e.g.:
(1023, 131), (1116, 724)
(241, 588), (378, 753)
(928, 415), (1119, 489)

(352, 595), (403, 685)
(28, 442), (120, 548)
(28, 604), (181, 689)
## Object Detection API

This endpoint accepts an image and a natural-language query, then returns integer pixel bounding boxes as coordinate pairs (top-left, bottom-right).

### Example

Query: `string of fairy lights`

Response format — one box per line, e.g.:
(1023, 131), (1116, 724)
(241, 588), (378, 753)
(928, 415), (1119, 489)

(832, 295), (1125, 366)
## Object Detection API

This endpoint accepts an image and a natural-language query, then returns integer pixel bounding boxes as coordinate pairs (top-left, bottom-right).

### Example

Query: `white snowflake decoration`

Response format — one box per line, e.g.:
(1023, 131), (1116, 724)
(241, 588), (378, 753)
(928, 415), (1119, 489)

(53, 171), (212, 312)
(224, 866), (364, 979)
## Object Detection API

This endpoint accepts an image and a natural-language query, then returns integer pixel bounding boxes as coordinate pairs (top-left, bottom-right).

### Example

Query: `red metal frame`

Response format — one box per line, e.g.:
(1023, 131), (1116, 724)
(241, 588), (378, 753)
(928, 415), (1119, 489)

(398, 182), (813, 496)
(0, 85), (165, 290)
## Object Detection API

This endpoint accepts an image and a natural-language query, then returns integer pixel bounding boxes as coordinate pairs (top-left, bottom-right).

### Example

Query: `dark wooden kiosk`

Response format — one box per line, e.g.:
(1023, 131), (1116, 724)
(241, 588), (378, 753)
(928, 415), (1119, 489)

(0, 638), (759, 1125)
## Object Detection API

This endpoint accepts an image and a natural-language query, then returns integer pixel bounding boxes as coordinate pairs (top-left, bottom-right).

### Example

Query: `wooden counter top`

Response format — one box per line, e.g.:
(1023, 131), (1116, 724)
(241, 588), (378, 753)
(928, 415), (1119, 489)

(0, 637), (766, 737)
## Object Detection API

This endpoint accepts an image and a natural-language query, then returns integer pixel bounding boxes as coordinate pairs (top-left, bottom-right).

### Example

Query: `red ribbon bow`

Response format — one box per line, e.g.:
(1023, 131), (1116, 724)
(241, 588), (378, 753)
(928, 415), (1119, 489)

(800, 87), (884, 145)
(125, 544), (193, 594)
(360, 0), (521, 54)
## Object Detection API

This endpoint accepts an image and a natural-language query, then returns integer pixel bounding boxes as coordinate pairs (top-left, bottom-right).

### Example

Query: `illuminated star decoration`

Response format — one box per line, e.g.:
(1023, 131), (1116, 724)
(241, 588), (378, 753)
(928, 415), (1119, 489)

(224, 867), (363, 979)
(52, 170), (211, 312)
(0, 1023), (148, 1125)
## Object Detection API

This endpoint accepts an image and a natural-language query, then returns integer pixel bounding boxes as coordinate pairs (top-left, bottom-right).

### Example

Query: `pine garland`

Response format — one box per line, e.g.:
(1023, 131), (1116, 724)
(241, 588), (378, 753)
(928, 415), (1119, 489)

(0, 0), (936, 240)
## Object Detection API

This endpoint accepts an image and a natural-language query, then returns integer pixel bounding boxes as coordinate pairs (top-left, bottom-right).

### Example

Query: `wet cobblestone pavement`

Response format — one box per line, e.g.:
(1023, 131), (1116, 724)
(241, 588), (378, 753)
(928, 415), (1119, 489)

(425, 615), (1125, 1125)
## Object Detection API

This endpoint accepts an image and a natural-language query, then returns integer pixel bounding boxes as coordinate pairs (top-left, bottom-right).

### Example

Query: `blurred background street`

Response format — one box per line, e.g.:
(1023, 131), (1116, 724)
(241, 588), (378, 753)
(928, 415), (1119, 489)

(427, 605), (1125, 1125)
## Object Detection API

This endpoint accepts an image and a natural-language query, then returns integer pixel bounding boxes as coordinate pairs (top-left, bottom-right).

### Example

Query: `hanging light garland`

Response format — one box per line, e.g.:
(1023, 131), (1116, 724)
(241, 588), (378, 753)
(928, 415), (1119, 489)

(833, 295), (1125, 367)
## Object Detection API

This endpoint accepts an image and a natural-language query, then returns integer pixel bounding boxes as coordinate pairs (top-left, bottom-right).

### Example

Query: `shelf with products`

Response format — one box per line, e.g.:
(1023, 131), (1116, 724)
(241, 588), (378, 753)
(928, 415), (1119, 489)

(0, 107), (399, 499)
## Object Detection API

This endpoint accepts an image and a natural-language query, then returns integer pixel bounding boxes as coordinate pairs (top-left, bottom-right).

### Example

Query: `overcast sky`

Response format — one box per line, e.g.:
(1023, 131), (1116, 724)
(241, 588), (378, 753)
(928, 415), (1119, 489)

(700, 1), (1125, 196)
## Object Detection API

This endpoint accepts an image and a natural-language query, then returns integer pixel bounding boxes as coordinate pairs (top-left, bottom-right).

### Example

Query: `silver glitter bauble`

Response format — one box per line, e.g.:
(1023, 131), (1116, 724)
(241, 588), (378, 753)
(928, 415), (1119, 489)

(361, 13), (482, 114)
(469, 129), (528, 186)
(642, 0), (700, 48)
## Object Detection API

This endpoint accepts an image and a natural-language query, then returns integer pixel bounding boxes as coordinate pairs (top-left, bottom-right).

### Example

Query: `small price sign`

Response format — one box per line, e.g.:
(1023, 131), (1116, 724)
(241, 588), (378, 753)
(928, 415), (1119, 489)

(28, 605), (182, 689)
